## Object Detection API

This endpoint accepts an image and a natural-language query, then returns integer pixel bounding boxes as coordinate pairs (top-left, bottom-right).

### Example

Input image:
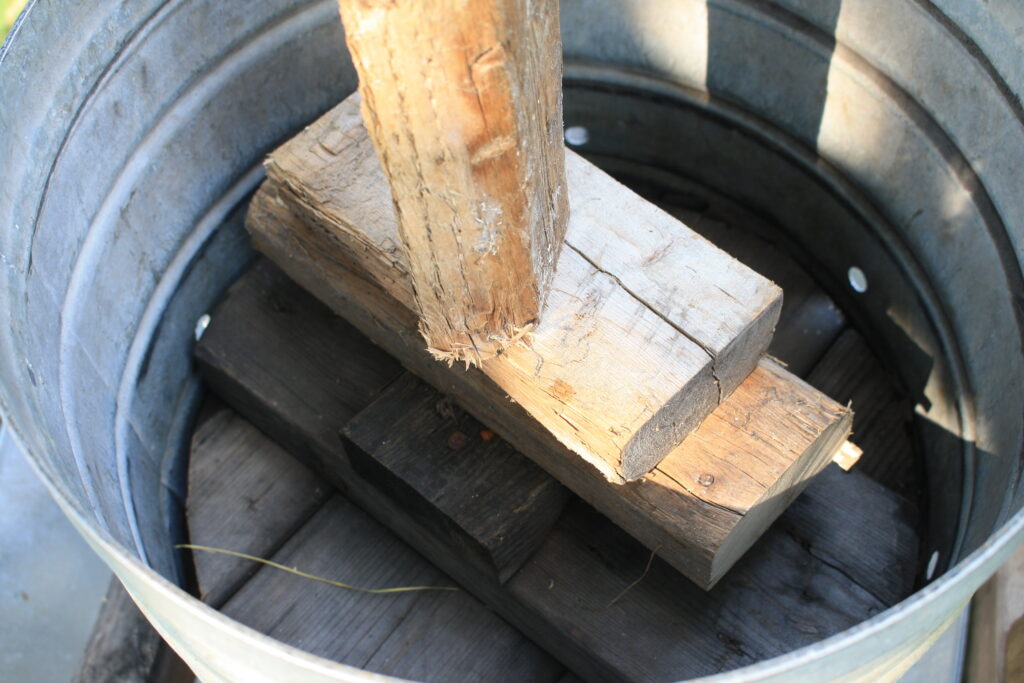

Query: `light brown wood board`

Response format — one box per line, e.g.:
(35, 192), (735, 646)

(262, 93), (783, 482)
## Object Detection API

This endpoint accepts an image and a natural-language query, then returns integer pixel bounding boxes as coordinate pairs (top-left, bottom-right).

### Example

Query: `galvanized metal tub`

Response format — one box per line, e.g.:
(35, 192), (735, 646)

(2, 0), (1023, 680)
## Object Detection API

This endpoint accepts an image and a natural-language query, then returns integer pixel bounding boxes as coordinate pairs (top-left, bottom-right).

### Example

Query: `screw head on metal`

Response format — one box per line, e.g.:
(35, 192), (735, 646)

(564, 125), (590, 146)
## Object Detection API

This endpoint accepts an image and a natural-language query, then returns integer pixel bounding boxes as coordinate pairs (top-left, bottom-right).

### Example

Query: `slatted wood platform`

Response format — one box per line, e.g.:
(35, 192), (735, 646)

(245, 100), (849, 588)
(73, 157), (929, 683)
(180, 160), (926, 678)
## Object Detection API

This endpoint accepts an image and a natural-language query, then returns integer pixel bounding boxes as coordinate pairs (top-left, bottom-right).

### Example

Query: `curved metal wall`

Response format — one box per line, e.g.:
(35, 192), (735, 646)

(2, 1), (1023, 680)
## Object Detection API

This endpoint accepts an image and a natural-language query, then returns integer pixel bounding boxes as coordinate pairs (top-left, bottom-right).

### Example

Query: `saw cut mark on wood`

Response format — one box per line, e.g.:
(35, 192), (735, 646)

(337, 0), (568, 366)
(262, 94), (782, 482)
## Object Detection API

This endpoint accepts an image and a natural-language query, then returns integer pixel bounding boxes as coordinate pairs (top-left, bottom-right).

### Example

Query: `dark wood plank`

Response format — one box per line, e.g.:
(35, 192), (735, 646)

(774, 464), (919, 605)
(221, 494), (562, 683)
(188, 407), (562, 682)
(191, 401), (895, 682)
(505, 499), (887, 681)
(195, 258), (403, 488)
(343, 373), (568, 583)
(73, 578), (193, 683)
(807, 328), (923, 500)
(187, 409), (331, 607)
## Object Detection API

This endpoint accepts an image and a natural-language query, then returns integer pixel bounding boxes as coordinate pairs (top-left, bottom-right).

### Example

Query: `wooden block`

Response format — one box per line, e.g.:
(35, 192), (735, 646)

(581, 161), (848, 379)
(832, 441), (863, 471)
(187, 406), (562, 681)
(656, 190), (847, 378)
(262, 93), (782, 481)
(200, 261), (849, 588)
(337, 0), (567, 365)
(342, 374), (568, 583)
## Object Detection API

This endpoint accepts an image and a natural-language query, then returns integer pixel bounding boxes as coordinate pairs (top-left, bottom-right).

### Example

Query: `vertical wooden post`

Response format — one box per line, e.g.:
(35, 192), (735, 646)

(337, 0), (568, 367)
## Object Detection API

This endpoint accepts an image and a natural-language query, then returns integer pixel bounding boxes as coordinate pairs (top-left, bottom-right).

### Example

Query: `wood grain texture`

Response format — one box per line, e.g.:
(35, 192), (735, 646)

(73, 579), (166, 683)
(775, 464), (919, 606)
(343, 373), (568, 583)
(195, 259), (403, 488)
(187, 409), (331, 607)
(225, 496), (559, 681)
(192, 435), (562, 683)
(562, 154), (782, 398)
(507, 498), (888, 682)
(336, 0), (568, 366)
(193, 360), (912, 681)
(201, 261), (847, 588)
(261, 93), (781, 480)
(334, 369), (902, 680)
(196, 260), (570, 591)
(568, 159), (844, 380)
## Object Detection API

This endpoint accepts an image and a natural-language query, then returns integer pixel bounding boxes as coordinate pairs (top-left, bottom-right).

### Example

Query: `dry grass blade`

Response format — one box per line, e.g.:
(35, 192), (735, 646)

(177, 544), (459, 594)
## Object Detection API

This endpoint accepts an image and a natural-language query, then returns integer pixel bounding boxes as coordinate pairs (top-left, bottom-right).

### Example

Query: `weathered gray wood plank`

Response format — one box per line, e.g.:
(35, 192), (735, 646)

(187, 409), (331, 607)
(775, 464), (919, 605)
(188, 406), (562, 682)
(221, 495), (562, 683)
(196, 259), (403, 488)
(343, 373), (568, 583)
(507, 499), (887, 681)
(337, 371), (891, 681)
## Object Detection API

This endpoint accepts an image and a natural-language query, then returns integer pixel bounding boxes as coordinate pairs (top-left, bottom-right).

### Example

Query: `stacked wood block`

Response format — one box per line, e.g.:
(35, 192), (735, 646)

(191, 261), (918, 681)
(242, 96), (852, 588)
(257, 95), (783, 483)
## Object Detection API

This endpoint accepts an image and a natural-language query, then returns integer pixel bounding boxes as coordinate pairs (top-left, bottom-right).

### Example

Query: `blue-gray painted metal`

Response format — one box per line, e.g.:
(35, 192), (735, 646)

(1, 0), (1023, 680)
